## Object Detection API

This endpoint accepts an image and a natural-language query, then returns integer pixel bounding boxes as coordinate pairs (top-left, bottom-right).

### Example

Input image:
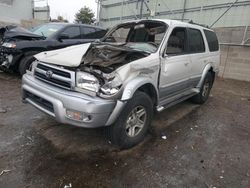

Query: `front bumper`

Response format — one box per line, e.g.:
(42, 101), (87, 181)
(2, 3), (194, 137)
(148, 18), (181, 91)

(22, 74), (118, 128)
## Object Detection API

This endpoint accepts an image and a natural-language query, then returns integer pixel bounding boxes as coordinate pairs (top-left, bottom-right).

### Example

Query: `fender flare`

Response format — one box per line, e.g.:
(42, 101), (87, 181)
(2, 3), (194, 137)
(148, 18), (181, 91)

(105, 77), (158, 126)
(120, 77), (158, 101)
(197, 64), (213, 88)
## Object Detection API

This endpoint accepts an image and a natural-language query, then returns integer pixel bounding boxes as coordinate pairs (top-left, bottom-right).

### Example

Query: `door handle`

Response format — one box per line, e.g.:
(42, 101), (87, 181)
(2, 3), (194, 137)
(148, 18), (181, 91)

(184, 62), (189, 66)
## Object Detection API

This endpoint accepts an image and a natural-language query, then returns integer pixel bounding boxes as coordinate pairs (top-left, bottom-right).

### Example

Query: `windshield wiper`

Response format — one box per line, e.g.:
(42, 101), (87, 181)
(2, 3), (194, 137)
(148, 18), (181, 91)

(39, 32), (46, 39)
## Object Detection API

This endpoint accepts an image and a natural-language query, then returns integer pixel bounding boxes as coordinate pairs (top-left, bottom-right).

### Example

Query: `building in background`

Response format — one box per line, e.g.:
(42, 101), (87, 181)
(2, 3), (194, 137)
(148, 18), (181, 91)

(97, 0), (250, 82)
(0, 0), (50, 26)
(0, 0), (33, 25)
(33, 5), (50, 21)
(98, 0), (250, 28)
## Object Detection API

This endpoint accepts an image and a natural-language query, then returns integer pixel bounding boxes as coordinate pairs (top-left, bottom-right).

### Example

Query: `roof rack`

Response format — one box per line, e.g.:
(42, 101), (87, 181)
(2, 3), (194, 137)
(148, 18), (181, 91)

(170, 19), (210, 28)
(188, 20), (210, 29)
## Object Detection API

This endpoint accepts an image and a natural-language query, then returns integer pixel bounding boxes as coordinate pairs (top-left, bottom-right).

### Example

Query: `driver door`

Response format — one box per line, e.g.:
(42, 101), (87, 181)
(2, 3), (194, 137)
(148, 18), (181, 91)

(159, 27), (192, 100)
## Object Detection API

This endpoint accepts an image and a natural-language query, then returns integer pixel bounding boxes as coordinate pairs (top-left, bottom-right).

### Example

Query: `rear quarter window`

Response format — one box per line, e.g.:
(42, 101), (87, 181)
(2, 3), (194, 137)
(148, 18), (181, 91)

(204, 30), (219, 52)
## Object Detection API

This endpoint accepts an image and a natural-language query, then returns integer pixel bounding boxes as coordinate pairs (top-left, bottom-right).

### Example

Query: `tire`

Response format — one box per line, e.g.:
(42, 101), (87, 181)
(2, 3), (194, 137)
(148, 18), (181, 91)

(107, 91), (153, 149)
(191, 72), (213, 104)
(18, 55), (36, 76)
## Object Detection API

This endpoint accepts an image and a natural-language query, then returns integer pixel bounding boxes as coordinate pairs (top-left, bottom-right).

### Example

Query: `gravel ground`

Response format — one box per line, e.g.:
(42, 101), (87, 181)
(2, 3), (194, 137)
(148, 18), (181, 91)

(0, 72), (249, 188)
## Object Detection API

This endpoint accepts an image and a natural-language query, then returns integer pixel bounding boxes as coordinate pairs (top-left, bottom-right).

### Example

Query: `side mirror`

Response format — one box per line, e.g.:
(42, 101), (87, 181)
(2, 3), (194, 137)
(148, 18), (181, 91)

(58, 33), (69, 41)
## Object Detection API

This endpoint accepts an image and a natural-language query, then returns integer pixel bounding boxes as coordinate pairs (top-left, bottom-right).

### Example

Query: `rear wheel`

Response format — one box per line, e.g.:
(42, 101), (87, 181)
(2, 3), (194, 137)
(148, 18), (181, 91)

(107, 91), (153, 149)
(18, 55), (36, 76)
(191, 72), (213, 104)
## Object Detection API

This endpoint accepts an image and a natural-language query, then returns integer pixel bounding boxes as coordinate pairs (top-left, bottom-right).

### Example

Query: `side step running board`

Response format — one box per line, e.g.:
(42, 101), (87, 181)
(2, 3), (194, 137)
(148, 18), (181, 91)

(157, 88), (199, 112)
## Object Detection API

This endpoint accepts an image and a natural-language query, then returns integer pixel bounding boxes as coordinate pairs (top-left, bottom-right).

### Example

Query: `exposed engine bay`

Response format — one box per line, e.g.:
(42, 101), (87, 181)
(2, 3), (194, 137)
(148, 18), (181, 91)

(75, 43), (150, 96)
(81, 42), (150, 73)
(75, 20), (167, 96)
(78, 20), (167, 74)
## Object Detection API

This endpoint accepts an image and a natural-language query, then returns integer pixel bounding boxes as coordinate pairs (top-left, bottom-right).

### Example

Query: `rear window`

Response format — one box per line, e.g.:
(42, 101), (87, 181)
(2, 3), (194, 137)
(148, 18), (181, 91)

(187, 28), (205, 53)
(204, 30), (219, 52)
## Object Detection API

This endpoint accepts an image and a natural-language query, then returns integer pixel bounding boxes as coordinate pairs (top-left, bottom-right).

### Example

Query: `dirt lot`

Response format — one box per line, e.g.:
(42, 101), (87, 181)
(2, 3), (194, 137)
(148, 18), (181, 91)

(0, 72), (250, 188)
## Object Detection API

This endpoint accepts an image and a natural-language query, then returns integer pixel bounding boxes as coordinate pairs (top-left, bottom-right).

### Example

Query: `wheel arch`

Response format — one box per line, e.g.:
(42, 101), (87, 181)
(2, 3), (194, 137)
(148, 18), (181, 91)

(197, 64), (216, 88)
(121, 77), (159, 105)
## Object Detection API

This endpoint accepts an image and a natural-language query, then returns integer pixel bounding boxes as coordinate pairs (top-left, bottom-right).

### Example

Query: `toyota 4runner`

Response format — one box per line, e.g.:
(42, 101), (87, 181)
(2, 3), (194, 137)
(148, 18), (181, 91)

(22, 19), (220, 149)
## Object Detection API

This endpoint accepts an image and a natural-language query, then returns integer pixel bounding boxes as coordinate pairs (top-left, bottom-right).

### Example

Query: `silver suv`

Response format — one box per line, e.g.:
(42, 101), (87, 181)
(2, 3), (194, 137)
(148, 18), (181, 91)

(22, 19), (220, 149)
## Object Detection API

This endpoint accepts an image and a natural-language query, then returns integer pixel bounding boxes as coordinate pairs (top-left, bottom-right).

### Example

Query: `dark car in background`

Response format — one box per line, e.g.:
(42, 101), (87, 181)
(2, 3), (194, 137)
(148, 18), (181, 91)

(0, 23), (107, 75)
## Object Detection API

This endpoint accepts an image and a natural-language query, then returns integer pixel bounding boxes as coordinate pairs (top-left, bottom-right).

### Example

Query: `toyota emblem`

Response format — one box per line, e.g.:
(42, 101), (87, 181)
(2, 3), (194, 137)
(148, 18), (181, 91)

(45, 70), (53, 79)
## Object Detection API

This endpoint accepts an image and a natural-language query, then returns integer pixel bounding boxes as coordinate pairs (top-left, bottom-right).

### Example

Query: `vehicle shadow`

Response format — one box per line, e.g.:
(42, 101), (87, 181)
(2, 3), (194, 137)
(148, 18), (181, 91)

(32, 100), (200, 160)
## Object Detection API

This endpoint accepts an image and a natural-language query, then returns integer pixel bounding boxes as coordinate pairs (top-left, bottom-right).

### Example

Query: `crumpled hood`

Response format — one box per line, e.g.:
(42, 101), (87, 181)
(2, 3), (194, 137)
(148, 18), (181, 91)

(3, 26), (44, 40)
(35, 43), (91, 67)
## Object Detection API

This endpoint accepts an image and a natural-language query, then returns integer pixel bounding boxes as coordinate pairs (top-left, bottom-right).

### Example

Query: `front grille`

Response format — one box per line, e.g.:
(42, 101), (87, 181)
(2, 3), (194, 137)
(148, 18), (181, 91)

(25, 90), (54, 113)
(37, 64), (71, 78)
(34, 62), (74, 90)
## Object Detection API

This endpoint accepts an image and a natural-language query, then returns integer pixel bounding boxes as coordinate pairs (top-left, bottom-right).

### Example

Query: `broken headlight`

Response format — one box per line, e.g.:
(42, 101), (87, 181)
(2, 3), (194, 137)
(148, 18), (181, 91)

(76, 71), (100, 93)
(2, 42), (16, 48)
(100, 73), (122, 96)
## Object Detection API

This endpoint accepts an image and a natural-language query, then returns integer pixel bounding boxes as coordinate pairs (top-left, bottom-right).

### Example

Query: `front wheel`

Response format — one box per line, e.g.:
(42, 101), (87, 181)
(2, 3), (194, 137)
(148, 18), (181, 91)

(107, 91), (153, 149)
(18, 55), (36, 76)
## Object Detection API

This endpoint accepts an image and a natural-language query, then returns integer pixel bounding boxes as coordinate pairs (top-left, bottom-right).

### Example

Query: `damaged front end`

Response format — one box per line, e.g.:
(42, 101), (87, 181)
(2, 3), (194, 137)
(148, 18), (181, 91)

(0, 26), (44, 71)
(76, 43), (150, 97)
(33, 20), (167, 99)
(0, 45), (21, 71)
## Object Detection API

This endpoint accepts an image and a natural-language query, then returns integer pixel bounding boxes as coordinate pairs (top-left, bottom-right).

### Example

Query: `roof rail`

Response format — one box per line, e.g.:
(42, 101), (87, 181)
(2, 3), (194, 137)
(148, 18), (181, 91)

(170, 19), (210, 28)
(188, 20), (210, 28)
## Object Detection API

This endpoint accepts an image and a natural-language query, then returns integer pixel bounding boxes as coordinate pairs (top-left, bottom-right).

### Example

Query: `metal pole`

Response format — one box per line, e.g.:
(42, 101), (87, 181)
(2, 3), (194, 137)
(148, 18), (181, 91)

(96, 0), (101, 25)
(139, 0), (144, 19)
(181, 0), (187, 21)
(210, 0), (239, 28)
(242, 17), (250, 44)
(161, 0), (174, 16)
(200, 0), (204, 15)
(120, 0), (124, 21)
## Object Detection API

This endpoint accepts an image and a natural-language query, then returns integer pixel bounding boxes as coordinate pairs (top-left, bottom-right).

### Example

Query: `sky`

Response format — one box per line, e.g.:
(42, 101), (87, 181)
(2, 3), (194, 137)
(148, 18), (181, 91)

(35, 0), (98, 23)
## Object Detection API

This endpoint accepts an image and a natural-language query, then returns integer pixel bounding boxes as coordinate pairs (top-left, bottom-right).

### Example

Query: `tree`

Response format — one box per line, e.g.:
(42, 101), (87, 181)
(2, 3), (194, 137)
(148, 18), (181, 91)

(51, 16), (68, 23)
(57, 16), (68, 23)
(74, 6), (95, 24)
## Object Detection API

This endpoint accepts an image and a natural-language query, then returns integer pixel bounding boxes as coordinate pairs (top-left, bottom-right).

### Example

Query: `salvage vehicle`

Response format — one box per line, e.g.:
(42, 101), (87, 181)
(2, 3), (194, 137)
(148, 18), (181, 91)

(22, 19), (220, 149)
(0, 23), (107, 75)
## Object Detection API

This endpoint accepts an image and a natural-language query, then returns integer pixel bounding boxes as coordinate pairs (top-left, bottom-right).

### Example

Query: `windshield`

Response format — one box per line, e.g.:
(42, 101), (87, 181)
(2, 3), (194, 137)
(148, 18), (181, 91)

(104, 21), (167, 53)
(10, 26), (32, 33)
(30, 24), (64, 37)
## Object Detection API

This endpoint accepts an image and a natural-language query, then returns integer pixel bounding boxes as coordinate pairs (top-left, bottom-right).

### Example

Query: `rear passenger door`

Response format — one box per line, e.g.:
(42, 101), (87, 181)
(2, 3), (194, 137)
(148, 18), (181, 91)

(187, 28), (207, 87)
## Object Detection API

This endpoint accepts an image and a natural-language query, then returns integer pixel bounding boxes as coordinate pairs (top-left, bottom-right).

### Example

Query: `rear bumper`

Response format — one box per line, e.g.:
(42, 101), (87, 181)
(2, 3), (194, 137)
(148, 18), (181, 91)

(22, 74), (118, 128)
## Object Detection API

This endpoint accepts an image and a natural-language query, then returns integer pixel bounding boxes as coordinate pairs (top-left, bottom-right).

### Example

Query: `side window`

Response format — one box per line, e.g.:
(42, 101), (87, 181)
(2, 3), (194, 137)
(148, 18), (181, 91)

(61, 26), (81, 39)
(187, 28), (205, 53)
(166, 27), (187, 55)
(204, 30), (219, 52)
(82, 27), (96, 39)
